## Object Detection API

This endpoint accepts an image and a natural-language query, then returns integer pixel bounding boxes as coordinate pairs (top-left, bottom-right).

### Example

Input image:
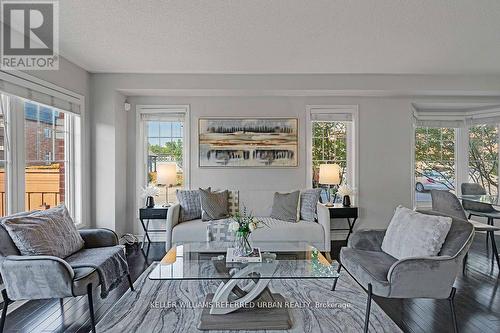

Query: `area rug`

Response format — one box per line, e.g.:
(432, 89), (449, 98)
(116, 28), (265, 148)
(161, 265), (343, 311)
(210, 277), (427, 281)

(97, 263), (401, 332)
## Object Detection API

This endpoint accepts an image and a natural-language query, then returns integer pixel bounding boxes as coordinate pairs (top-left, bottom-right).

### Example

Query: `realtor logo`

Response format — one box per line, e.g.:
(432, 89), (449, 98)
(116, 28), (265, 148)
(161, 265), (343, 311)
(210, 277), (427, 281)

(1, 0), (59, 70)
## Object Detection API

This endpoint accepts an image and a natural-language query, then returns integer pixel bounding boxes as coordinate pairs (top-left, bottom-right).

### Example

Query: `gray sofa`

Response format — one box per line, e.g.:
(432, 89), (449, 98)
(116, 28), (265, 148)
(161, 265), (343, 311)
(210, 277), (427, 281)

(0, 225), (134, 333)
(332, 211), (474, 333)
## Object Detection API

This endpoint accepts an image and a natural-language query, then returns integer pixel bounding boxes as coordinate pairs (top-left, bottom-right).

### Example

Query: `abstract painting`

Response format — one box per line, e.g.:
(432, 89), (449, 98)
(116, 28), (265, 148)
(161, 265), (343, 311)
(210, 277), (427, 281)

(199, 118), (298, 167)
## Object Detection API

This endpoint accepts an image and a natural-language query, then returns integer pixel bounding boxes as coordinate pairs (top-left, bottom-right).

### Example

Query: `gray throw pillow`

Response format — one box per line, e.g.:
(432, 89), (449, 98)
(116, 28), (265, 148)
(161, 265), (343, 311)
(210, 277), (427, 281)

(200, 188), (229, 221)
(300, 189), (322, 222)
(2, 204), (84, 258)
(381, 206), (452, 260)
(176, 188), (210, 222)
(270, 191), (300, 222)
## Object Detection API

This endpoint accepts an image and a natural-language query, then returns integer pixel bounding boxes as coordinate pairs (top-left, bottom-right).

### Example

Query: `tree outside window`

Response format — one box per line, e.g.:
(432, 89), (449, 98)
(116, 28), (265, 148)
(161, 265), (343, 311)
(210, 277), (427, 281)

(469, 124), (498, 195)
(312, 121), (347, 201)
(414, 127), (456, 206)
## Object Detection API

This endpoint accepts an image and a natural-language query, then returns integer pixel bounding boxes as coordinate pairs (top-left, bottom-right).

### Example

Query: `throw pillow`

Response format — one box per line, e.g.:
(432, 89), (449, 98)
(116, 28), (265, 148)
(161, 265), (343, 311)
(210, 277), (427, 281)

(381, 206), (452, 260)
(270, 190), (300, 222)
(300, 188), (322, 222)
(199, 188), (230, 221)
(227, 190), (240, 216)
(2, 204), (84, 258)
(176, 188), (210, 222)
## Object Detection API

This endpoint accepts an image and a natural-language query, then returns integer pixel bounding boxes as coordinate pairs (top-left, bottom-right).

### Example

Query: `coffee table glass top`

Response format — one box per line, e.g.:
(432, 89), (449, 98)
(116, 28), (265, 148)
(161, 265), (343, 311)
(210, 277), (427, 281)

(460, 194), (500, 207)
(148, 241), (339, 280)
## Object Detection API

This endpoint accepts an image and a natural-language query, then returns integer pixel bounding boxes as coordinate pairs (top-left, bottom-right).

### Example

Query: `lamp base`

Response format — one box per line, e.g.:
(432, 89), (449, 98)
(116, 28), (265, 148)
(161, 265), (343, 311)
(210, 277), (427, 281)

(162, 203), (171, 207)
(325, 202), (334, 207)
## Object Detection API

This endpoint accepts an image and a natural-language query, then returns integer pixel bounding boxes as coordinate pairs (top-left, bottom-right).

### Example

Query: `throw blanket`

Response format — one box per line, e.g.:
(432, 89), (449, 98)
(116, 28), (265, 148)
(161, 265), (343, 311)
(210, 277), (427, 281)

(66, 245), (129, 298)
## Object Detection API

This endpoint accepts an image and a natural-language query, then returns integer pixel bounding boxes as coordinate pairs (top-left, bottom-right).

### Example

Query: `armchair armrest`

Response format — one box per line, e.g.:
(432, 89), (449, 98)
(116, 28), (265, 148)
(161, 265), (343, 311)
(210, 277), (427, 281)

(1, 255), (75, 300)
(316, 203), (331, 252)
(347, 229), (386, 251)
(387, 255), (458, 299)
(79, 228), (118, 248)
(166, 203), (181, 251)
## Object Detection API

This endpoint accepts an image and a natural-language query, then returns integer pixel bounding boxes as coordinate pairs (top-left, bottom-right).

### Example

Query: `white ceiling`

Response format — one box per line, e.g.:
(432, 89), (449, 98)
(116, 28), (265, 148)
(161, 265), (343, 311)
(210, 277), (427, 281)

(58, 0), (500, 74)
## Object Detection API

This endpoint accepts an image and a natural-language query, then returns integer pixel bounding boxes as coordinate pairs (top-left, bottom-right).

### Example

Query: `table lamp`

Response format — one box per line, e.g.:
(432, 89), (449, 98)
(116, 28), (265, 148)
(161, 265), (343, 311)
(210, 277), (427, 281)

(157, 162), (177, 207)
(318, 163), (341, 206)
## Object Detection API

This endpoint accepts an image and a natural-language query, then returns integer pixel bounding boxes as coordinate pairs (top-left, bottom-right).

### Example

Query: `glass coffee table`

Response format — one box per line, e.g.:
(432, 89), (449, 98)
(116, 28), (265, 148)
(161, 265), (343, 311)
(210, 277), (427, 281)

(149, 241), (339, 330)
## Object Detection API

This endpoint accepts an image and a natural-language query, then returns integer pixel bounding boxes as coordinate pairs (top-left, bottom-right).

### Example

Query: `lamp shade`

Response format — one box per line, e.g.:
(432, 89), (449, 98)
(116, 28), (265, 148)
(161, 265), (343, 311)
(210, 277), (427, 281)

(157, 162), (177, 186)
(318, 164), (341, 185)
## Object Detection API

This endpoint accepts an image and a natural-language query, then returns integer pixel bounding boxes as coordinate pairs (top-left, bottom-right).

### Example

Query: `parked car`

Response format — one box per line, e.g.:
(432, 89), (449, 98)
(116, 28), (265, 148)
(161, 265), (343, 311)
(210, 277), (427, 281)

(415, 170), (454, 192)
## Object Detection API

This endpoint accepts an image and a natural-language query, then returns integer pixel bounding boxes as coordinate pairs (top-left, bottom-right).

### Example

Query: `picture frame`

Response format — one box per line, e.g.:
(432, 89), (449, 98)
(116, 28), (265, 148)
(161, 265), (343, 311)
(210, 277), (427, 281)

(198, 117), (299, 168)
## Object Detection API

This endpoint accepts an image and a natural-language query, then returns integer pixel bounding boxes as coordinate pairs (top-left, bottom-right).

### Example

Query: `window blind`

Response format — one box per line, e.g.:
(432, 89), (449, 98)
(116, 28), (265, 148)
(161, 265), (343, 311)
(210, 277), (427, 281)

(140, 112), (185, 122)
(413, 111), (466, 128)
(310, 111), (352, 122)
(0, 74), (81, 115)
(414, 105), (500, 128)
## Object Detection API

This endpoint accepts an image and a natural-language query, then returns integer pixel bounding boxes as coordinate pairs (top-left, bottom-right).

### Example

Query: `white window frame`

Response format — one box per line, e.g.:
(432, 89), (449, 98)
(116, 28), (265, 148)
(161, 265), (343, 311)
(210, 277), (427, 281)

(306, 105), (359, 201)
(411, 106), (500, 208)
(0, 70), (85, 225)
(135, 104), (191, 210)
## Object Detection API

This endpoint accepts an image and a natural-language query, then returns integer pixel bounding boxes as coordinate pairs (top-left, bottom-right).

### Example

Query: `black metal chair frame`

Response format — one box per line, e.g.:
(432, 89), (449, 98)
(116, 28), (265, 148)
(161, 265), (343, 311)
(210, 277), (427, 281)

(0, 273), (135, 333)
(331, 262), (459, 333)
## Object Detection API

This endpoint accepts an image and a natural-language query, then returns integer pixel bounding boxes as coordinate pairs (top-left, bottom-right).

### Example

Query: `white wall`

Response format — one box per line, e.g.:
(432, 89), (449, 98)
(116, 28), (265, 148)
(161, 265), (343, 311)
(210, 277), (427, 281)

(88, 74), (500, 238)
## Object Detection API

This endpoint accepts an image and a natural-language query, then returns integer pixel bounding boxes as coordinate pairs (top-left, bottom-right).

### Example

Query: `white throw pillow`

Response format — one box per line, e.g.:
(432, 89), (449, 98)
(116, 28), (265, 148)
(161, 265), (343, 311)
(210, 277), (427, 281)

(381, 206), (452, 260)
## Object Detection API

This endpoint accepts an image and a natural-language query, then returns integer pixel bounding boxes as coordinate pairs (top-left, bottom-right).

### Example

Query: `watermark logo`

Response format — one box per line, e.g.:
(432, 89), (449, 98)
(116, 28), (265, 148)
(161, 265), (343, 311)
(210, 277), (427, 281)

(1, 0), (59, 70)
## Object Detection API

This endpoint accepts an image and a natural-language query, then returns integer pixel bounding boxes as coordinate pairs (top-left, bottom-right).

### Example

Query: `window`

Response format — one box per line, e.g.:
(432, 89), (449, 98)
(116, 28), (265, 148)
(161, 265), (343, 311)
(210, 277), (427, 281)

(307, 106), (357, 203)
(146, 120), (184, 205)
(412, 106), (500, 208)
(138, 106), (190, 208)
(469, 124), (498, 195)
(312, 121), (348, 187)
(414, 127), (456, 207)
(0, 92), (81, 219)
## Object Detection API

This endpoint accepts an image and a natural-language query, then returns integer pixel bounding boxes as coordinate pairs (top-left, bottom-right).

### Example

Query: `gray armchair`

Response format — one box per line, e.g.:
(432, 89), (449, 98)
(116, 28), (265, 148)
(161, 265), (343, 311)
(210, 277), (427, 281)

(0, 226), (134, 333)
(332, 213), (474, 333)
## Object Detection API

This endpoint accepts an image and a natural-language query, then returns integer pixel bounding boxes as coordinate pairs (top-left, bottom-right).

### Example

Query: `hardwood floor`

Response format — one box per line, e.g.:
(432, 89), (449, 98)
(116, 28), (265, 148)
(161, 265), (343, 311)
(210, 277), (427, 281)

(1, 233), (499, 333)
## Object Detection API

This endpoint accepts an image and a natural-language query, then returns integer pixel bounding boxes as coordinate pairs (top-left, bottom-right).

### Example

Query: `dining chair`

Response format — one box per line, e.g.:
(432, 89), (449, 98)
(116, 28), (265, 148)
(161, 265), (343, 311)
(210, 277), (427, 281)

(461, 183), (500, 250)
(431, 189), (500, 273)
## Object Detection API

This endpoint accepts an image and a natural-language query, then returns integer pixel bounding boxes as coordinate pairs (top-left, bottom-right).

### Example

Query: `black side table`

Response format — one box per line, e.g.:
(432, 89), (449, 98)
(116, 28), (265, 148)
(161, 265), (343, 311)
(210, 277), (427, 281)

(327, 204), (359, 242)
(139, 206), (169, 250)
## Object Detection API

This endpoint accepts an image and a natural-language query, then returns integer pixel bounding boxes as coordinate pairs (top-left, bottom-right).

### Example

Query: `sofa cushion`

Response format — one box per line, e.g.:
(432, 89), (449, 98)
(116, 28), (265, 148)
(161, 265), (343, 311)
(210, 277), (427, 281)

(1, 205), (84, 258)
(172, 217), (325, 250)
(176, 188), (209, 222)
(381, 206), (452, 260)
(270, 191), (300, 222)
(300, 189), (322, 222)
(250, 217), (324, 247)
(340, 247), (396, 297)
(200, 188), (229, 221)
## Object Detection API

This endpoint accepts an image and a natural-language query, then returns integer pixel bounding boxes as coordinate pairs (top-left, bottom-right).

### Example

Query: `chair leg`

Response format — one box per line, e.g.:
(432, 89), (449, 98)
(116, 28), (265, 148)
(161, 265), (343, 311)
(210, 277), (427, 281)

(127, 273), (135, 291)
(486, 218), (492, 253)
(448, 287), (458, 333)
(1, 289), (10, 333)
(462, 252), (468, 275)
(331, 263), (342, 291)
(488, 230), (500, 271)
(468, 213), (472, 220)
(87, 284), (96, 333)
(364, 283), (372, 333)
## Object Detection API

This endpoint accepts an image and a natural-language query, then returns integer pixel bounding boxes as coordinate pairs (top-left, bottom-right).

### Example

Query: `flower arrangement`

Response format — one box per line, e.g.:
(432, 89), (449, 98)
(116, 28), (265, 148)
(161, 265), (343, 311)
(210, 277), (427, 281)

(141, 185), (159, 198)
(228, 207), (267, 256)
(337, 184), (354, 197)
(141, 185), (159, 208)
(337, 184), (354, 207)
